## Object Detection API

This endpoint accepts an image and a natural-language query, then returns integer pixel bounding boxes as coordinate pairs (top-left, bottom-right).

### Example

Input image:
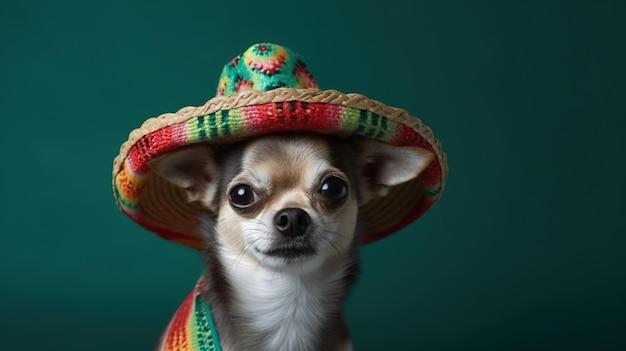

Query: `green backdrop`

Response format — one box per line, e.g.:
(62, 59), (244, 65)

(1, 0), (624, 350)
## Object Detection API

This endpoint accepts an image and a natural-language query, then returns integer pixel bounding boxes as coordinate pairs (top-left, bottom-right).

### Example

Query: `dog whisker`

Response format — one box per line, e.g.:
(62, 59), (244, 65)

(320, 236), (344, 259)
(319, 228), (349, 240)
(323, 219), (356, 226)
(230, 237), (262, 271)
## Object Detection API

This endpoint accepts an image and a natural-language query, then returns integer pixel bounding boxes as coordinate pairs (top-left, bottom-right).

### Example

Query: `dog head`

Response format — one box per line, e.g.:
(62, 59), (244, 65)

(149, 134), (433, 270)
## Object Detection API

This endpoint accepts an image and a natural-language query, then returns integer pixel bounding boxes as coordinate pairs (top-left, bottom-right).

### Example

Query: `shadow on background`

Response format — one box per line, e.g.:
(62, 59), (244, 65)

(1, 0), (624, 350)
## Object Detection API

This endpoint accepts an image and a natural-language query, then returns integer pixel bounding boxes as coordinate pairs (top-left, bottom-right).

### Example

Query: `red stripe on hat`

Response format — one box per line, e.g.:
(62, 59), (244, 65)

(306, 102), (343, 130)
(127, 124), (188, 175)
(390, 123), (424, 146)
(242, 102), (344, 134)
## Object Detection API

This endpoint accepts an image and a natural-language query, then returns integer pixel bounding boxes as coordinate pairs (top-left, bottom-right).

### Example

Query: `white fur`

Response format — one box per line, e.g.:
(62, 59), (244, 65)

(218, 240), (351, 351)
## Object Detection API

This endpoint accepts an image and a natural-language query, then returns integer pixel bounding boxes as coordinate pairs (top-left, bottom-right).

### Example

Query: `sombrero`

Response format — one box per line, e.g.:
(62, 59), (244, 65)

(112, 43), (448, 250)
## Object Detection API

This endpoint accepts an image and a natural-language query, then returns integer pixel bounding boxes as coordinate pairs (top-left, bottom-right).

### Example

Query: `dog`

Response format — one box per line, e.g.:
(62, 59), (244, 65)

(149, 133), (433, 351)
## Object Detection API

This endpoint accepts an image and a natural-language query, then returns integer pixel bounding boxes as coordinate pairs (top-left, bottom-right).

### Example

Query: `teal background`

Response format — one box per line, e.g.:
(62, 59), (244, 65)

(1, 0), (624, 350)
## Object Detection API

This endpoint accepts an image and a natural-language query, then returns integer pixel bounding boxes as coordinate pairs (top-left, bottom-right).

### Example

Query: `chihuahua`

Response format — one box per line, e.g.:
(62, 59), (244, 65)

(149, 133), (433, 351)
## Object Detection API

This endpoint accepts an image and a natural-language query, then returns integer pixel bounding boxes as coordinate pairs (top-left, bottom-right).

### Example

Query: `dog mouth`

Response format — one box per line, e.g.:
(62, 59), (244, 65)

(257, 242), (317, 260)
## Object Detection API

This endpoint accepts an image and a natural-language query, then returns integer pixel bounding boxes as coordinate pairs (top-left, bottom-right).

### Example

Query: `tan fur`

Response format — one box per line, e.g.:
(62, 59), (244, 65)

(242, 136), (330, 194)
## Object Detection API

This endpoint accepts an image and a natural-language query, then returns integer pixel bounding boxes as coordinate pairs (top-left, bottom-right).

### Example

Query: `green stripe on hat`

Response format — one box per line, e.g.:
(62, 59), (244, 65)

(340, 107), (395, 141)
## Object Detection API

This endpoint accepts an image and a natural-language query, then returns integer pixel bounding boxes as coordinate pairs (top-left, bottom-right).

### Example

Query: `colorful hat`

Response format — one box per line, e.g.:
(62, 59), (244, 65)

(112, 43), (448, 250)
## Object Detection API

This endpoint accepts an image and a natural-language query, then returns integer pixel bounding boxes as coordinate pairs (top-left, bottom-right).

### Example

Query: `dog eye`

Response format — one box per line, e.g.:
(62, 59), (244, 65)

(230, 184), (257, 208)
(320, 176), (348, 200)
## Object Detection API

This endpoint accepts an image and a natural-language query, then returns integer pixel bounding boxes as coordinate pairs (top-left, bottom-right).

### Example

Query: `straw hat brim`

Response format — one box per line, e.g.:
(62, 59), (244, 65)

(112, 88), (447, 249)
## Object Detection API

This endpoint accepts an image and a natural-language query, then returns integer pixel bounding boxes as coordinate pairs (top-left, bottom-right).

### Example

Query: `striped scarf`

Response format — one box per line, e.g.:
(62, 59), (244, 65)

(155, 279), (222, 351)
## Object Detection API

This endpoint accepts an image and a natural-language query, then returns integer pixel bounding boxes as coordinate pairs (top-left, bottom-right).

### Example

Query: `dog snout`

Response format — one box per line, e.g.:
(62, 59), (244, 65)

(273, 208), (311, 237)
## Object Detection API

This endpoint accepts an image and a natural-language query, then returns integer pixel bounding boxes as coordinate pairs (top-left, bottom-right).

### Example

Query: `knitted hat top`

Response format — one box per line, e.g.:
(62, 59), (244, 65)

(112, 43), (448, 249)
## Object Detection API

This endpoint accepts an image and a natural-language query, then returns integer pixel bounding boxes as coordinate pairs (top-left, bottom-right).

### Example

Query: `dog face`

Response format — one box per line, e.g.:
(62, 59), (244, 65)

(215, 135), (361, 271)
(149, 134), (433, 270)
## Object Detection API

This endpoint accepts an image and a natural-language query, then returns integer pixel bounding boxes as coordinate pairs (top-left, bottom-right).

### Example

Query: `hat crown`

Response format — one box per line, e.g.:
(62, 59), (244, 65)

(216, 43), (319, 96)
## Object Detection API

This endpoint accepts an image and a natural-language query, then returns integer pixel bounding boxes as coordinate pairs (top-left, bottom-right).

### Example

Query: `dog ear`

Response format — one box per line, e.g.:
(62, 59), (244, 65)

(358, 139), (434, 204)
(148, 144), (220, 210)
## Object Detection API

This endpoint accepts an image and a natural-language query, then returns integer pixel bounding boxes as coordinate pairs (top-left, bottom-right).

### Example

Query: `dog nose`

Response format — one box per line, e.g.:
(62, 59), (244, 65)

(273, 208), (311, 237)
